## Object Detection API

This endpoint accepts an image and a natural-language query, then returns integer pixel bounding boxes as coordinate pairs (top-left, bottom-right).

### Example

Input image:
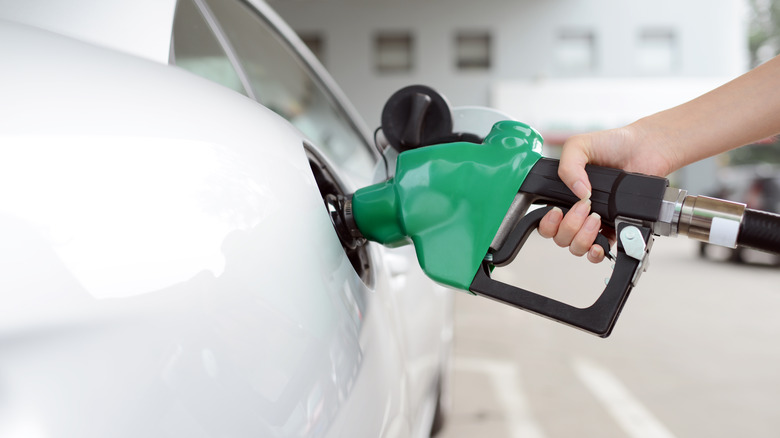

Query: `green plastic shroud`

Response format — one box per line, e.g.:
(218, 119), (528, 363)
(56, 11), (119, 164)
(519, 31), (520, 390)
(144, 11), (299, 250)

(352, 121), (543, 291)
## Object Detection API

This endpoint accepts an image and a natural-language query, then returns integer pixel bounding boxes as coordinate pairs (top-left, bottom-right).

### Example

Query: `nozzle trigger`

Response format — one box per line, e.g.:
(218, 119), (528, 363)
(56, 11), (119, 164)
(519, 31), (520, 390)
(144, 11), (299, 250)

(489, 206), (612, 266)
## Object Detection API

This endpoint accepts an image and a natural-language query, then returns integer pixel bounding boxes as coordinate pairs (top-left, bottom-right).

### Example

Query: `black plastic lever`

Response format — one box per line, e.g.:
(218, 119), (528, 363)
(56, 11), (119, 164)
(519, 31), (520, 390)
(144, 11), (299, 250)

(519, 158), (669, 225)
(491, 206), (613, 267)
(400, 93), (432, 148)
(471, 212), (651, 338)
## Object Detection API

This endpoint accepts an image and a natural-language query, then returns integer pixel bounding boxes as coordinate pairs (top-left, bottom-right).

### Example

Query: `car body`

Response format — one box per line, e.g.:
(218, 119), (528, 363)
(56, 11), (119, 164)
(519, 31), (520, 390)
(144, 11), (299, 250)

(0, 0), (453, 436)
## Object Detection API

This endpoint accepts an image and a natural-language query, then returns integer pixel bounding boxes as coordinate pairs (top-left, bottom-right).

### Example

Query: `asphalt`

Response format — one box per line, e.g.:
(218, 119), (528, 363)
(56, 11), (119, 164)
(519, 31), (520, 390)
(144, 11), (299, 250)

(436, 234), (780, 438)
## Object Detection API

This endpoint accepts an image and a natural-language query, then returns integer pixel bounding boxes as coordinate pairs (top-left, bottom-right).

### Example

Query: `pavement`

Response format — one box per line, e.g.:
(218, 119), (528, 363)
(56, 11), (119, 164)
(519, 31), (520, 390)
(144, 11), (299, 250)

(436, 234), (780, 438)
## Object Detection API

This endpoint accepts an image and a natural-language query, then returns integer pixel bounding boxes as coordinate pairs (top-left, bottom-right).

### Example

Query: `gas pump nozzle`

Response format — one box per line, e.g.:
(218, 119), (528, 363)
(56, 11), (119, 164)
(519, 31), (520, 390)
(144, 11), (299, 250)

(330, 85), (780, 338)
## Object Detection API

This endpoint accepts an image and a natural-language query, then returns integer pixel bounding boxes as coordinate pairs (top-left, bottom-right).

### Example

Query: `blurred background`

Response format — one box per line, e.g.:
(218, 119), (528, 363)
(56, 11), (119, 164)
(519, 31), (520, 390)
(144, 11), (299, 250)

(269, 0), (780, 436)
(270, 0), (780, 196)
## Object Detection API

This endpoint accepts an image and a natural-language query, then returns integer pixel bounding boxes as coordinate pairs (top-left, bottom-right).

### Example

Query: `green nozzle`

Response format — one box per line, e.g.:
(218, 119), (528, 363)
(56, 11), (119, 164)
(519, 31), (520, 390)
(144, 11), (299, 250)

(352, 121), (543, 290)
(349, 179), (408, 247)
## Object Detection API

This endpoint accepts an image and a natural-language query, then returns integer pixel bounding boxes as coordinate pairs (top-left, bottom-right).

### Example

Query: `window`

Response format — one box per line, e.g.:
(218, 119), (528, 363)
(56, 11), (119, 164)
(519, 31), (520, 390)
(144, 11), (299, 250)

(455, 32), (491, 71)
(171, 0), (248, 96)
(554, 29), (595, 75)
(174, 0), (375, 179)
(375, 32), (413, 73)
(299, 33), (325, 65)
(636, 29), (676, 74)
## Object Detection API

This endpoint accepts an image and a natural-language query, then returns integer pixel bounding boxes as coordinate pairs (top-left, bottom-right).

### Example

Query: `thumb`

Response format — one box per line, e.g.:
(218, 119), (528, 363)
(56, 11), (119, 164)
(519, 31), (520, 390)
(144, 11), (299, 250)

(558, 136), (592, 200)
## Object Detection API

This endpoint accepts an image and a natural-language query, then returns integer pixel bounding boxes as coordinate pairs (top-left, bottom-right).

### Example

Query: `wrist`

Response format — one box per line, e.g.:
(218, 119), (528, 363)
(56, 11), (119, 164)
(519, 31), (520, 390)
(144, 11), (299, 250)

(625, 116), (683, 176)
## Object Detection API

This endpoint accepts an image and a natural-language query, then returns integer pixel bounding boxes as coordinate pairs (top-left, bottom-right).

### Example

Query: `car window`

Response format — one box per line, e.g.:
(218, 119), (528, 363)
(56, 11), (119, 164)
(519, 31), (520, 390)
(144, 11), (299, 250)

(171, 0), (248, 96)
(201, 0), (375, 181)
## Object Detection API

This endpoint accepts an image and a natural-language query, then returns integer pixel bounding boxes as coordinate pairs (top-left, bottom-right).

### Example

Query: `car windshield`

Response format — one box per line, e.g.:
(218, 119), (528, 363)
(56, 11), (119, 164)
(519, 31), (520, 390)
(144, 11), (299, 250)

(171, 0), (375, 181)
(171, 0), (248, 97)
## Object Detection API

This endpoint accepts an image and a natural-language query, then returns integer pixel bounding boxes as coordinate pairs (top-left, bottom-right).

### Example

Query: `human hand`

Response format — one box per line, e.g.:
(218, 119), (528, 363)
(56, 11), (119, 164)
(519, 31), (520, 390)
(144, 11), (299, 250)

(538, 123), (677, 262)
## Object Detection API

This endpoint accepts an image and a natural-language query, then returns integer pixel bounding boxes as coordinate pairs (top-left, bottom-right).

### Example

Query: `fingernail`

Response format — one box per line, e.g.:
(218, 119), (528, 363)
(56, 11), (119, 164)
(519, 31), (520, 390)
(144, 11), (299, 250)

(572, 180), (591, 200)
(584, 212), (601, 231)
(573, 199), (591, 218)
(589, 245), (604, 260)
(546, 207), (563, 223)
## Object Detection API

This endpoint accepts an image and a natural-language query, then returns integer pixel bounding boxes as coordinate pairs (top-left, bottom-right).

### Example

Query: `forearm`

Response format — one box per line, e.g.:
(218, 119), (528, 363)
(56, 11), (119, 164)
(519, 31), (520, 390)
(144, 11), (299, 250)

(630, 56), (780, 172)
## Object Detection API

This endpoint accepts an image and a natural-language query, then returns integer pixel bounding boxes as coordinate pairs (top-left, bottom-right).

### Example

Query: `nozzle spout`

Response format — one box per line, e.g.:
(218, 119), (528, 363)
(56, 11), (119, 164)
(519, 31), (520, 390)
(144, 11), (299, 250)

(351, 181), (409, 247)
(325, 194), (367, 250)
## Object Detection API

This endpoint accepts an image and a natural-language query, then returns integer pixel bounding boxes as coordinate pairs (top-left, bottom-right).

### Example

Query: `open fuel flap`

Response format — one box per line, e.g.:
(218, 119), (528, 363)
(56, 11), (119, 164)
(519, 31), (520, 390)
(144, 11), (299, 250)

(305, 143), (372, 284)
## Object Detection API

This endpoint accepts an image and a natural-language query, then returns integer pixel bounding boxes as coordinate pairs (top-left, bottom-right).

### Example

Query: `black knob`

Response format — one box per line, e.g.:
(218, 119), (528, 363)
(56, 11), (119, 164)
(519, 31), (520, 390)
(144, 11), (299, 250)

(380, 85), (454, 152)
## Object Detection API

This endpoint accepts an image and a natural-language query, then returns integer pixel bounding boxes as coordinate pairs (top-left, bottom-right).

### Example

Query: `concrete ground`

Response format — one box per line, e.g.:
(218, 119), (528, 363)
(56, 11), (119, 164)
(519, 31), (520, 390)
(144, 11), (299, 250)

(436, 234), (780, 438)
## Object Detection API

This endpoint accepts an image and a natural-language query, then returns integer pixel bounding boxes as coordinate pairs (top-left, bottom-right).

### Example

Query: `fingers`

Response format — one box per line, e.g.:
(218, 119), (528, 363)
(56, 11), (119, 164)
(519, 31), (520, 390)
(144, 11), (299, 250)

(570, 212), (602, 257)
(552, 199), (592, 251)
(538, 206), (563, 239)
(538, 199), (608, 264)
(587, 245), (606, 263)
(559, 135), (592, 200)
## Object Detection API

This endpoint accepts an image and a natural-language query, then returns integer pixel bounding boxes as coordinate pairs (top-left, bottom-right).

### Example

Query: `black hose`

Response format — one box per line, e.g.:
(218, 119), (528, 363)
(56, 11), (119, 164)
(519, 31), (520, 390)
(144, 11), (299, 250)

(737, 208), (780, 254)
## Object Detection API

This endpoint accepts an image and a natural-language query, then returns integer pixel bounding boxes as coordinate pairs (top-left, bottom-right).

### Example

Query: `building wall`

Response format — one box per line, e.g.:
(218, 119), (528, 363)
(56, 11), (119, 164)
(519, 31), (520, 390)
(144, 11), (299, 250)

(270, 0), (748, 123)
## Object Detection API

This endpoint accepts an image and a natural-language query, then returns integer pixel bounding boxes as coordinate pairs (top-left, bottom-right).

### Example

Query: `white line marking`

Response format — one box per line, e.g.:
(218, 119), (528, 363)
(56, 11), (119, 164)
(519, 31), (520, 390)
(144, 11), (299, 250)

(455, 358), (546, 438)
(573, 358), (676, 438)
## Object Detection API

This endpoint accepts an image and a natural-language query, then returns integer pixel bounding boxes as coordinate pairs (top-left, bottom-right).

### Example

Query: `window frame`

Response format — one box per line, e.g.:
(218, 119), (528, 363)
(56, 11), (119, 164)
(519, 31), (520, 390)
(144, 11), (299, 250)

(554, 28), (597, 75)
(374, 31), (414, 74)
(455, 31), (491, 71)
(636, 28), (678, 75)
(298, 32), (325, 65)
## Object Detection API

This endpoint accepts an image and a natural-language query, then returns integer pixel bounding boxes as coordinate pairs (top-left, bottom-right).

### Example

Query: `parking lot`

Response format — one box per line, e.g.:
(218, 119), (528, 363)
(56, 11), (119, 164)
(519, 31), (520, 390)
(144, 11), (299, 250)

(437, 234), (780, 438)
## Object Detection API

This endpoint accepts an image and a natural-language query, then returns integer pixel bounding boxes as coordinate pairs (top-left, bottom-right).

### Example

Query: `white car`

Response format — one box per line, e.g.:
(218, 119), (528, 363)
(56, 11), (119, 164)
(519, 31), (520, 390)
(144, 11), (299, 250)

(0, 0), (453, 437)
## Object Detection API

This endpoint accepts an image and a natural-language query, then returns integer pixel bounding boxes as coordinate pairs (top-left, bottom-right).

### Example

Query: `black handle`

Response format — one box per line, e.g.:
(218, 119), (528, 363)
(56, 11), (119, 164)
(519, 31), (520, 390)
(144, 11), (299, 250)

(738, 208), (780, 254)
(472, 216), (651, 337)
(519, 158), (669, 226)
(467, 159), (668, 337)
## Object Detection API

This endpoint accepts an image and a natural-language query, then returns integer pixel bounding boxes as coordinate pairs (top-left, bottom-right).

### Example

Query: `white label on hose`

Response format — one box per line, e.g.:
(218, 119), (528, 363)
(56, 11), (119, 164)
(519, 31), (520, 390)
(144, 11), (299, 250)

(709, 217), (740, 248)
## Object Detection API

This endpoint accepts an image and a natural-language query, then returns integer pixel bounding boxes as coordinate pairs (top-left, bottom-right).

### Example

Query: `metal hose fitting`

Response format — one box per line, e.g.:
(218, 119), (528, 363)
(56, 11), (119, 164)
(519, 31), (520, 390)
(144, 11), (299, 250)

(678, 195), (746, 248)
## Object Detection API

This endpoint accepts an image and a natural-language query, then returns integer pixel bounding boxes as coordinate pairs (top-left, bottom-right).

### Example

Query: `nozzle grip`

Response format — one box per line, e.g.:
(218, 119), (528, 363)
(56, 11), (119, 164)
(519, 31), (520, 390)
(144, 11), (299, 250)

(472, 208), (650, 337)
(470, 252), (638, 337)
(519, 158), (668, 225)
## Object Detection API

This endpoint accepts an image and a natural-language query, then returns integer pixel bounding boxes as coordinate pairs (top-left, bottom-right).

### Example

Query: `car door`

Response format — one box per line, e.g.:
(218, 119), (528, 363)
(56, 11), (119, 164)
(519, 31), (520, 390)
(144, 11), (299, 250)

(171, 0), (447, 436)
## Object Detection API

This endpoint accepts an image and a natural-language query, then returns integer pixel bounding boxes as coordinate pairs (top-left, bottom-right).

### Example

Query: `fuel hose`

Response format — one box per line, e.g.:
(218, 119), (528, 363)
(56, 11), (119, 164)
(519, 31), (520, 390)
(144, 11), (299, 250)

(738, 208), (780, 254)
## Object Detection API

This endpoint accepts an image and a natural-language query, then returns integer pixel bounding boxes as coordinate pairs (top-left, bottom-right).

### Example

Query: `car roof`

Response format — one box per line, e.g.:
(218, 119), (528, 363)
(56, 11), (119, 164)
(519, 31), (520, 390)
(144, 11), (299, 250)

(0, 0), (177, 63)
